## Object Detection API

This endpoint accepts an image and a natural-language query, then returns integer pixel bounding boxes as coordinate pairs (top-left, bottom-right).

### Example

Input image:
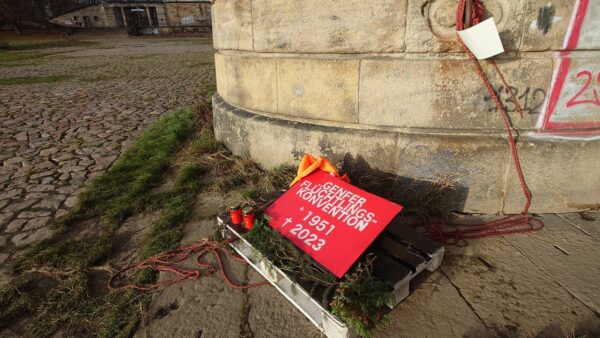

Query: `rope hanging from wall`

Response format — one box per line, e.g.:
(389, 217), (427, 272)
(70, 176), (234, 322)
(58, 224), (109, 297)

(423, 0), (544, 247)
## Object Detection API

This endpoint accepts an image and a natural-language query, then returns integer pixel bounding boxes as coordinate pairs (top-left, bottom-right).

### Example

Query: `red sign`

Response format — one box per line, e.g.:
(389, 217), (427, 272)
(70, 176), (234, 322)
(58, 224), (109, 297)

(265, 171), (403, 278)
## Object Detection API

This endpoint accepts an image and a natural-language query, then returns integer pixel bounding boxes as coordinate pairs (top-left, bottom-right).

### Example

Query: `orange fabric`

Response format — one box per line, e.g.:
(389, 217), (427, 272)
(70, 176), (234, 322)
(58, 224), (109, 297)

(289, 153), (350, 187)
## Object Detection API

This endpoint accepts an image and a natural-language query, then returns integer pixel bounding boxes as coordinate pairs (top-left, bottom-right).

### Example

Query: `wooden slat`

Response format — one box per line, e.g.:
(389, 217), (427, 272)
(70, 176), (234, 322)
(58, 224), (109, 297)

(370, 250), (412, 286)
(386, 223), (442, 256)
(376, 234), (426, 271)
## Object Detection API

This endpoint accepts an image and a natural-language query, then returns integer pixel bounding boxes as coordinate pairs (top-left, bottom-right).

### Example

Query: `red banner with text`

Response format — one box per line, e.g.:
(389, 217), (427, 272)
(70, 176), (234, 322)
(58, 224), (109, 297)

(265, 171), (403, 278)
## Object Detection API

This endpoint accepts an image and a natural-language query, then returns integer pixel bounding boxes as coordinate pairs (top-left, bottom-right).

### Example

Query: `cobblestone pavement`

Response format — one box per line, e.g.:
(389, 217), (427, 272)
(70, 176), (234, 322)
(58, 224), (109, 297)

(0, 36), (215, 274)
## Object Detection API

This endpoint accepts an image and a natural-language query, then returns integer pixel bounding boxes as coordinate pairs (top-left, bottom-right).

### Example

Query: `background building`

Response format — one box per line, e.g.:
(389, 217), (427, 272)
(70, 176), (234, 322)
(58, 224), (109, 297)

(49, 0), (211, 32)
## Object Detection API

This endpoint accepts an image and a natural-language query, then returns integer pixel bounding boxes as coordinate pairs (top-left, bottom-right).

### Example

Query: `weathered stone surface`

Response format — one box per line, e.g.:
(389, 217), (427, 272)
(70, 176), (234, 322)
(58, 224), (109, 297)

(214, 95), (399, 174)
(17, 210), (51, 219)
(11, 227), (53, 247)
(3, 157), (25, 165)
(0, 212), (14, 226)
(26, 184), (55, 192)
(277, 58), (359, 123)
(361, 58), (484, 128)
(58, 165), (86, 173)
(214, 95), (600, 213)
(70, 171), (86, 179)
(55, 208), (68, 218)
(215, 53), (278, 113)
(15, 131), (27, 141)
(443, 236), (594, 337)
(394, 133), (509, 213)
(360, 56), (552, 130)
(192, 191), (224, 219)
(5, 219), (27, 233)
(503, 138), (600, 213)
(29, 170), (56, 180)
(39, 147), (59, 156)
(557, 212), (600, 241)
(252, 0), (407, 53)
(0, 253), (9, 265)
(504, 214), (600, 312)
(134, 220), (245, 338)
(376, 271), (483, 338)
(23, 217), (52, 231)
(32, 195), (65, 210)
(0, 189), (22, 200)
(64, 196), (78, 208)
(212, 0), (253, 51)
(405, 0), (526, 53)
(3, 199), (37, 213)
(520, 0), (576, 51)
(247, 277), (321, 338)
(91, 155), (117, 172)
(25, 192), (49, 200)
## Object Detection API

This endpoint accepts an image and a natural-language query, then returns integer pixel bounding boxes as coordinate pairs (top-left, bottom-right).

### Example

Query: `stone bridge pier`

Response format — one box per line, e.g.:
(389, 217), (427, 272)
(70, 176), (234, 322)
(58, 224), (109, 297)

(210, 0), (600, 214)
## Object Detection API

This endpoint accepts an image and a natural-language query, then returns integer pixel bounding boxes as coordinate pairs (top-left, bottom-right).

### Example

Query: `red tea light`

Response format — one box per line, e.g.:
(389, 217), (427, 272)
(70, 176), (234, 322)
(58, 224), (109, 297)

(229, 205), (242, 225)
(242, 207), (255, 230)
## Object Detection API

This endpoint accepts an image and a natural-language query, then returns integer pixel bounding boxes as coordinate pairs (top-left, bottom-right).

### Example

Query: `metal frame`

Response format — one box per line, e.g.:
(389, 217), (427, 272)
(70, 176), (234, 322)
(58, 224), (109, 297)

(217, 215), (355, 338)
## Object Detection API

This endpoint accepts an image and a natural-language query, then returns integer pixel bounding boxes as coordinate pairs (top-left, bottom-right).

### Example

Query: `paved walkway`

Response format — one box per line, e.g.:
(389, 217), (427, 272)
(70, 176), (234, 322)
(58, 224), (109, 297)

(140, 188), (600, 338)
(0, 36), (215, 276)
(384, 213), (600, 338)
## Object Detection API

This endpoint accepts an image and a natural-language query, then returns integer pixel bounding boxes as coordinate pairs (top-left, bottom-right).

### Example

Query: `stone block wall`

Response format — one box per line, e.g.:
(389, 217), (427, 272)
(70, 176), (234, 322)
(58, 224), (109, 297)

(164, 3), (211, 26)
(212, 0), (600, 213)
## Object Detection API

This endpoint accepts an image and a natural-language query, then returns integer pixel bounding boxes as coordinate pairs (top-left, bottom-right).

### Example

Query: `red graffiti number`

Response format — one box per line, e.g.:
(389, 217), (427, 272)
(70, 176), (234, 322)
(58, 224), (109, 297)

(566, 70), (600, 108)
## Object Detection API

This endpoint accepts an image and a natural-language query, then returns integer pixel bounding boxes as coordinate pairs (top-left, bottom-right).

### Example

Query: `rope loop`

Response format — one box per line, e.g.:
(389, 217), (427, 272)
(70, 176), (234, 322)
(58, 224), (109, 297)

(109, 239), (270, 292)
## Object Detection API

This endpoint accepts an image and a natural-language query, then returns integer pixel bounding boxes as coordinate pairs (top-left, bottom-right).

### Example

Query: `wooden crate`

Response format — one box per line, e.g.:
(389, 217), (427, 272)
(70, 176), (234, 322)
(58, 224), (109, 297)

(216, 214), (444, 338)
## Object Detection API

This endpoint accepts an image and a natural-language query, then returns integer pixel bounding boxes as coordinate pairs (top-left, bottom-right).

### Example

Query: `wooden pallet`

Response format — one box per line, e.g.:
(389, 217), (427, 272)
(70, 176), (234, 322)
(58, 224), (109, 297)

(216, 214), (444, 338)
(370, 220), (444, 306)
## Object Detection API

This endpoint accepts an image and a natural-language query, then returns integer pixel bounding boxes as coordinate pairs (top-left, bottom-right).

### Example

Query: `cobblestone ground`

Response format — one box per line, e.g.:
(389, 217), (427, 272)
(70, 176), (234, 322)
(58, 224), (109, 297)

(0, 36), (215, 276)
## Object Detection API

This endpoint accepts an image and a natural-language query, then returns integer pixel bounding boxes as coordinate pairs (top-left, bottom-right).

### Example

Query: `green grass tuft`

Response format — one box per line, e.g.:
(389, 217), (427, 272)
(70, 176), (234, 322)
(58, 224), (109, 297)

(20, 107), (197, 269)
(331, 272), (392, 338)
(56, 107), (197, 231)
(142, 163), (205, 258)
(6, 107), (202, 337)
(19, 235), (112, 270)
(0, 279), (38, 329)
(0, 51), (47, 63)
(0, 40), (98, 51)
(241, 189), (261, 201)
(0, 75), (72, 85)
(190, 127), (225, 155)
(78, 75), (116, 83)
(99, 163), (206, 337)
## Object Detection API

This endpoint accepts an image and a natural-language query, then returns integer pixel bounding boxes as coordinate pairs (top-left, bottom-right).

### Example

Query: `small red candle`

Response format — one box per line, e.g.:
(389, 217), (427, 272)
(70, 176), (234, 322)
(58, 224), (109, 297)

(229, 205), (242, 225)
(242, 207), (255, 230)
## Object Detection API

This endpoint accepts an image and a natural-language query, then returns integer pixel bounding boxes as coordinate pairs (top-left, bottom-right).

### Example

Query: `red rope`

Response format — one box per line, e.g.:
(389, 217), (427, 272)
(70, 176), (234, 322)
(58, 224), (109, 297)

(423, 0), (543, 246)
(108, 239), (270, 292)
